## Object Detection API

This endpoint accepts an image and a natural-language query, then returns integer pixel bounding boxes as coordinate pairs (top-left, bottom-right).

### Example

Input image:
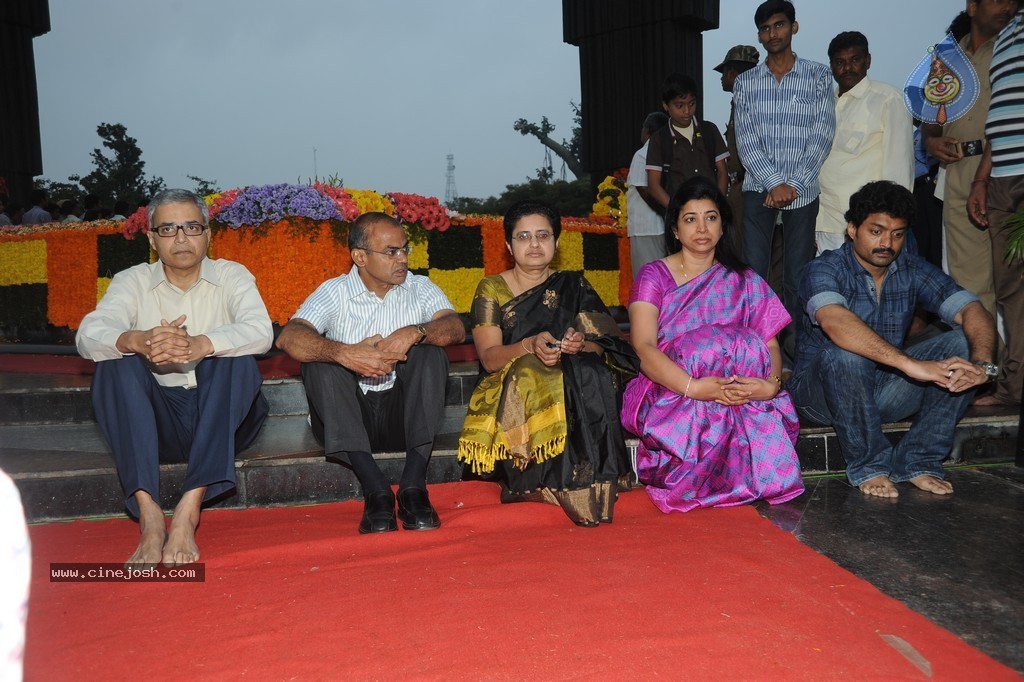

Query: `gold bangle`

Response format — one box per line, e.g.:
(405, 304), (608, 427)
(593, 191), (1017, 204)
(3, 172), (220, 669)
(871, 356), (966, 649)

(769, 374), (782, 385)
(684, 375), (693, 398)
(521, 338), (532, 354)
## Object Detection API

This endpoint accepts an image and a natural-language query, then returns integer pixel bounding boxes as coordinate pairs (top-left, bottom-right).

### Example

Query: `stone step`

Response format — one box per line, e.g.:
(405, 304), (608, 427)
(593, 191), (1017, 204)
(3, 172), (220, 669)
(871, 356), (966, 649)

(2, 408), (1018, 523)
(0, 362), (482, 425)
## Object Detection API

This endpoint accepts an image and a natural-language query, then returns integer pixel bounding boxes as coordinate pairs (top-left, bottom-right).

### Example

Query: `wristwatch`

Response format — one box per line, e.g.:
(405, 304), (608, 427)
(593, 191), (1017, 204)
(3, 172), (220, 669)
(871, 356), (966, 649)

(973, 360), (1000, 381)
(413, 324), (427, 345)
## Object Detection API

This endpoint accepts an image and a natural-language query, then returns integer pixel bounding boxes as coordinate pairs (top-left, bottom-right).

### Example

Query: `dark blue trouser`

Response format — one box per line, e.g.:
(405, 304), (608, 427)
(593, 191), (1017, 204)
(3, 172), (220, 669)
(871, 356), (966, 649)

(742, 192), (818, 327)
(788, 330), (975, 485)
(92, 355), (268, 517)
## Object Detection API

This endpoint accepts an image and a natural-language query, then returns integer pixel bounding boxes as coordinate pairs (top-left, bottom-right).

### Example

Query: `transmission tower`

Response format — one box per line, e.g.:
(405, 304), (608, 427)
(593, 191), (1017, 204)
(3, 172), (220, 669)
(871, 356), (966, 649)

(444, 154), (458, 204)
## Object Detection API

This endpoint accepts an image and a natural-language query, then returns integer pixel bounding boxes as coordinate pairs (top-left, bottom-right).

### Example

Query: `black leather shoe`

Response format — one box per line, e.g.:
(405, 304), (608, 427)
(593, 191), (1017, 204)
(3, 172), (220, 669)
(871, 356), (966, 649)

(397, 488), (441, 531)
(358, 489), (397, 534)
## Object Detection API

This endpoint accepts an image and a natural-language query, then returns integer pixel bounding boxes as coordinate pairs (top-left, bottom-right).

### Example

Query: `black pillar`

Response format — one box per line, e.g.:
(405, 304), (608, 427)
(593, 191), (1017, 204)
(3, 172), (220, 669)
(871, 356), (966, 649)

(0, 1), (50, 207)
(563, 0), (719, 186)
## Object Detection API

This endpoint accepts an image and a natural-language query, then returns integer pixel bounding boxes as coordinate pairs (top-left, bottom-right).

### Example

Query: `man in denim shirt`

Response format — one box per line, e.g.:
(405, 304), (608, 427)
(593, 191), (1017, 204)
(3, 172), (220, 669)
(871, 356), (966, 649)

(788, 181), (997, 498)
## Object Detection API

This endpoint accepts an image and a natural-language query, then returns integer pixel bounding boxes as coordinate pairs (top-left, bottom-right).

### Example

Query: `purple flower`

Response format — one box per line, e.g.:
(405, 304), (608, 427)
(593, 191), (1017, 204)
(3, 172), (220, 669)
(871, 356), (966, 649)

(215, 183), (343, 228)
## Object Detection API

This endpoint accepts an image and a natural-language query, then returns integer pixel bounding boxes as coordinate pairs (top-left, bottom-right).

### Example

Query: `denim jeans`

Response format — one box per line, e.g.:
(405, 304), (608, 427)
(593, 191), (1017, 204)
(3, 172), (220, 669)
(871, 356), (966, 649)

(741, 192), (818, 327)
(788, 329), (975, 485)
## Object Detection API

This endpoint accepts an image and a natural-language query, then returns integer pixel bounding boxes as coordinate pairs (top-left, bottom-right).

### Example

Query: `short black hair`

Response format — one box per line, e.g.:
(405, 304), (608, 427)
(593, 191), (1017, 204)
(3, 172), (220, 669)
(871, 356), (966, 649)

(349, 211), (401, 251)
(642, 111), (669, 136)
(30, 188), (48, 205)
(83, 194), (100, 209)
(503, 200), (561, 244)
(661, 73), (700, 104)
(664, 176), (747, 273)
(828, 31), (869, 61)
(947, 11), (971, 42)
(754, 0), (796, 27)
(844, 181), (916, 229)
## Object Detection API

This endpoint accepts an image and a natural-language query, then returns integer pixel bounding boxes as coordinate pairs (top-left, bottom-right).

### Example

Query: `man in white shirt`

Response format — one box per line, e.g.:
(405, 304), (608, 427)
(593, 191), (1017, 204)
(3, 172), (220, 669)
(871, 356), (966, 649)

(816, 31), (914, 254)
(21, 189), (52, 225)
(627, 111), (668, 277)
(77, 189), (273, 566)
(276, 213), (465, 534)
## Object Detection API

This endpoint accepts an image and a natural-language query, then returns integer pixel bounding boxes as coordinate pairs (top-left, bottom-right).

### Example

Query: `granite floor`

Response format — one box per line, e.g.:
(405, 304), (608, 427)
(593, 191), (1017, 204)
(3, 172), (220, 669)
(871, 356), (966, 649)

(757, 465), (1024, 673)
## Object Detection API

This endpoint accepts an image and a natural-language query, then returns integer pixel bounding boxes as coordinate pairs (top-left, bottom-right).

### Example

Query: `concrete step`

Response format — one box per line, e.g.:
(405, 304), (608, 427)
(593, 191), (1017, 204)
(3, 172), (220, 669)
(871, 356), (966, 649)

(0, 362), (482, 425)
(0, 367), (1018, 523)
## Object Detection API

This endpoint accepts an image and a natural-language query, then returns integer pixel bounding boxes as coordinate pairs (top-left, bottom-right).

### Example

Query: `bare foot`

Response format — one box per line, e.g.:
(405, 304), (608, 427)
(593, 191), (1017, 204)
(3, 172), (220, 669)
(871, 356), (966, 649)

(163, 488), (205, 566)
(909, 475), (953, 495)
(858, 475), (898, 498)
(126, 492), (166, 567)
(972, 394), (1008, 407)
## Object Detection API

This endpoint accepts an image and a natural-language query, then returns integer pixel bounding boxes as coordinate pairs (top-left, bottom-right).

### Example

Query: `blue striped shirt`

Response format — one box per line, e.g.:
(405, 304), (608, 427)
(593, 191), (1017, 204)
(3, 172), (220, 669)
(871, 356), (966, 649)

(293, 271), (454, 392)
(987, 10), (1024, 177)
(733, 56), (836, 208)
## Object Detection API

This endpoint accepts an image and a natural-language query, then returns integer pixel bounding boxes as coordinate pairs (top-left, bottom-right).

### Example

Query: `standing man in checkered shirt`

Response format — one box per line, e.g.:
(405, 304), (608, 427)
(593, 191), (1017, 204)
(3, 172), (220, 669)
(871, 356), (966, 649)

(277, 212), (465, 534)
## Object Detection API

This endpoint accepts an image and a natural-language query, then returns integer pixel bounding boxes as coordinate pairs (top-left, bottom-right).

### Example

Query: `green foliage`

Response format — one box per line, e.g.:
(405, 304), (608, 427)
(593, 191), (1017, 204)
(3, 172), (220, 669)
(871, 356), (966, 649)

(1005, 211), (1024, 263)
(74, 122), (165, 205)
(187, 175), (220, 196)
(451, 177), (594, 219)
(33, 178), (83, 203)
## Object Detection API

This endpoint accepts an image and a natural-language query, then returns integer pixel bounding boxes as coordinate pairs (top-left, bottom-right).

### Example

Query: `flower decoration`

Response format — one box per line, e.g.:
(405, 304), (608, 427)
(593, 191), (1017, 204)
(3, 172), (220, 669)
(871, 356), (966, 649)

(346, 188), (395, 217)
(207, 188), (240, 220)
(313, 182), (360, 222)
(591, 172), (628, 229)
(122, 206), (149, 239)
(214, 183), (343, 229)
(388, 192), (451, 234)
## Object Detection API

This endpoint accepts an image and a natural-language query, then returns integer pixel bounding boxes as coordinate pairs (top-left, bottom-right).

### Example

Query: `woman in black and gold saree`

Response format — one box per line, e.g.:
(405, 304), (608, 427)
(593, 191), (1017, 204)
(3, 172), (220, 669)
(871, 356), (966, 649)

(458, 200), (639, 526)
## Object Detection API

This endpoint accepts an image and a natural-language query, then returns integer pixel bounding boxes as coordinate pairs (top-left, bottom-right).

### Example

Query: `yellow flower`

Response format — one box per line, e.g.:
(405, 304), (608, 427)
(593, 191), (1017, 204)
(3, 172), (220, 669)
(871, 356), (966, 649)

(0, 241), (47, 286)
(552, 231), (583, 271)
(427, 267), (485, 313)
(347, 188), (395, 216)
(583, 269), (620, 307)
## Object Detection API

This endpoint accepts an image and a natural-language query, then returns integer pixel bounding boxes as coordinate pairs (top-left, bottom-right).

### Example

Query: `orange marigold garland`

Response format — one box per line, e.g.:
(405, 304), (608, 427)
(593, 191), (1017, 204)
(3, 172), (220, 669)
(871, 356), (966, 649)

(45, 231), (98, 328)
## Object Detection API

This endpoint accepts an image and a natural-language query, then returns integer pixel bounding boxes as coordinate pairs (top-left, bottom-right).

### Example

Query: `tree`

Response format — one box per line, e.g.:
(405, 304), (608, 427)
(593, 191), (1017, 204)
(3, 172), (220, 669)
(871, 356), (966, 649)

(33, 178), (83, 203)
(72, 123), (165, 205)
(187, 175), (220, 197)
(450, 178), (593, 219)
(514, 102), (585, 181)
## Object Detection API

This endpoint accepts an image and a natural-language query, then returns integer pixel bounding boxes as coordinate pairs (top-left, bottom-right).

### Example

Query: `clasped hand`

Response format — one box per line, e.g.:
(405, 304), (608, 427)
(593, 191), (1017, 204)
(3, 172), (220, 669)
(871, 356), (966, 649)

(526, 327), (586, 367)
(135, 314), (211, 365)
(342, 333), (408, 378)
(905, 356), (986, 393)
(688, 375), (779, 405)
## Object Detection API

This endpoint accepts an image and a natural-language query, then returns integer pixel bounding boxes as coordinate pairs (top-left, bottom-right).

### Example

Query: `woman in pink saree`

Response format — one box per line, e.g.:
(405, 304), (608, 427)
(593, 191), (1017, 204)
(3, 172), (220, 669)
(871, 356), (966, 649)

(621, 177), (804, 513)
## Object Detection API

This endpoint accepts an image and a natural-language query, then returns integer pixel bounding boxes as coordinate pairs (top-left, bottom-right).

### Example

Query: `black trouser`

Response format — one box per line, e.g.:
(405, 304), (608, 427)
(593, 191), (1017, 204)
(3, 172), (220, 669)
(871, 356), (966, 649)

(301, 345), (449, 493)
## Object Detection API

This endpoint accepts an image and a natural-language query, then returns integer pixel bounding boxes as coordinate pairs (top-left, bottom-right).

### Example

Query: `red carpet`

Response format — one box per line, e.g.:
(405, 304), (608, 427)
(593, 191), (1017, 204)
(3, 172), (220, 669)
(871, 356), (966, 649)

(25, 482), (1015, 680)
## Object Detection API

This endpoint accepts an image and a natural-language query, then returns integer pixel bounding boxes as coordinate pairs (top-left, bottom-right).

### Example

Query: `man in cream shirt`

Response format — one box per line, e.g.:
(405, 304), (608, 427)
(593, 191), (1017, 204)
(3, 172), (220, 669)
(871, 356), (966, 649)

(816, 31), (914, 253)
(77, 189), (273, 566)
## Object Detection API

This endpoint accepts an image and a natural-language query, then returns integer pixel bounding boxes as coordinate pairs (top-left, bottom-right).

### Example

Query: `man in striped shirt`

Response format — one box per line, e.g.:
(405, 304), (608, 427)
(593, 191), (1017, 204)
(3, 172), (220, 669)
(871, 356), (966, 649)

(733, 0), (836, 342)
(277, 212), (466, 533)
(968, 5), (1024, 406)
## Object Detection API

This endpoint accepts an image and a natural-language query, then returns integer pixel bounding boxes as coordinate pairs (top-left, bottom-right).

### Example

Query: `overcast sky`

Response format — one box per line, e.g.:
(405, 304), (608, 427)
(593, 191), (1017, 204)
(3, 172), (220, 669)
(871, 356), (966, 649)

(33, 0), (966, 200)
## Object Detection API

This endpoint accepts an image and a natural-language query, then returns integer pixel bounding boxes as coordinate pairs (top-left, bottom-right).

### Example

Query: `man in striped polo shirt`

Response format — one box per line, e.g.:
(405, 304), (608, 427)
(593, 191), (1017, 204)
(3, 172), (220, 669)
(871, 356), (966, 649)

(732, 0), (836, 353)
(277, 212), (466, 533)
(968, 4), (1024, 407)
